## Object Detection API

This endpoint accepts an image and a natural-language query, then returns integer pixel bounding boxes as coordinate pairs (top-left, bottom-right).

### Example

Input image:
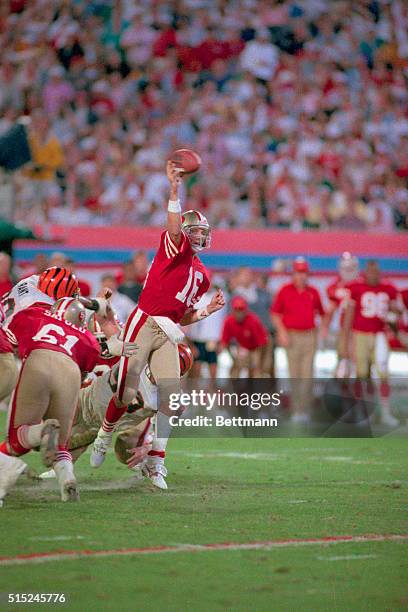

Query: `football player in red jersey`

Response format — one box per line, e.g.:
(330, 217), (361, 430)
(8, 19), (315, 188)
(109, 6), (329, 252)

(326, 252), (360, 378)
(90, 160), (225, 471)
(344, 260), (401, 426)
(0, 302), (18, 403)
(0, 298), (101, 506)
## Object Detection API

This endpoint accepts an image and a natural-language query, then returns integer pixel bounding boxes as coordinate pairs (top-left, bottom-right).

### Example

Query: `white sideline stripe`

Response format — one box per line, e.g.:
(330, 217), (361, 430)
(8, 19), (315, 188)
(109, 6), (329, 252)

(0, 535), (407, 566)
(171, 451), (392, 466)
(29, 536), (85, 542)
(317, 554), (377, 562)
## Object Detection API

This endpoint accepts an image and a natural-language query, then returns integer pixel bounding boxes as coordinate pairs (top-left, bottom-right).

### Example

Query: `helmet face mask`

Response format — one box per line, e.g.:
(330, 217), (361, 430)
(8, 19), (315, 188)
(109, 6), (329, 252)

(181, 210), (211, 251)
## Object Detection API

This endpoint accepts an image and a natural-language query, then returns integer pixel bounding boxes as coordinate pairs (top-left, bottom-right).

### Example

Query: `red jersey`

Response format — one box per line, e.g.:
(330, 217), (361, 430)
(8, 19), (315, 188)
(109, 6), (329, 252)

(221, 312), (268, 351)
(8, 306), (100, 373)
(0, 302), (14, 353)
(0, 327), (14, 354)
(0, 278), (13, 299)
(326, 277), (352, 308)
(271, 283), (325, 330)
(138, 231), (210, 323)
(349, 281), (398, 333)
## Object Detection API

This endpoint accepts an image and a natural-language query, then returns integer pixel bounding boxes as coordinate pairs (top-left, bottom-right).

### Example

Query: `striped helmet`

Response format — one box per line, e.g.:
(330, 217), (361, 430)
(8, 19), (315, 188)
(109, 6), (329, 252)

(51, 297), (86, 328)
(181, 210), (211, 251)
(38, 267), (79, 300)
(145, 343), (194, 385)
(178, 343), (194, 377)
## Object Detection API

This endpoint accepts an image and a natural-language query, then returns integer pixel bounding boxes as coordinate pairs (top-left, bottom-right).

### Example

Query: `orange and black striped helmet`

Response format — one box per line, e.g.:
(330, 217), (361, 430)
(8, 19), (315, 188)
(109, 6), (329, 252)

(37, 267), (79, 300)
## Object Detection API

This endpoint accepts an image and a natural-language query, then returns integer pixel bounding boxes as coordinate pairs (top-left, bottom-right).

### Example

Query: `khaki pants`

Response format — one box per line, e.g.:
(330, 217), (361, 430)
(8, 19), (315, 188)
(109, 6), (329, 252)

(0, 352), (18, 403)
(286, 330), (317, 413)
(354, 331), (388, 379)
(8, 349), (81, 446)
(231, 347), (263, 377)
(117, 309), (180, 408)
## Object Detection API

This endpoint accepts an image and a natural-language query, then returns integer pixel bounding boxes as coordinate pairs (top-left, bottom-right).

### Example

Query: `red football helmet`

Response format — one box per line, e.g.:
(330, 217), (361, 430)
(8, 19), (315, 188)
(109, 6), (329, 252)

(178, 343), (194, 377)
(38, 267), (79, 299)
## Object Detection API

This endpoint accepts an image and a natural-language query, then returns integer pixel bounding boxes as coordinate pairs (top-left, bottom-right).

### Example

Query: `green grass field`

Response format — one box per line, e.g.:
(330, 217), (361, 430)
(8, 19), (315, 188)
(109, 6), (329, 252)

(0, 412), (407, 611)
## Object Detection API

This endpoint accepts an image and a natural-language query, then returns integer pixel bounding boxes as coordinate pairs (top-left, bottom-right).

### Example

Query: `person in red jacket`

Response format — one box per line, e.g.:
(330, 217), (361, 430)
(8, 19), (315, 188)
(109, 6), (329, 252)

(271, 258), (326, 422)
(220, 295), (268, 377)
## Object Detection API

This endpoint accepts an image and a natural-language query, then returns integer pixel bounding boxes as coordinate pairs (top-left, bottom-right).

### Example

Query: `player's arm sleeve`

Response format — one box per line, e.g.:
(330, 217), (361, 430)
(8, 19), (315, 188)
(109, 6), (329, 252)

(160, 230), (187, 260)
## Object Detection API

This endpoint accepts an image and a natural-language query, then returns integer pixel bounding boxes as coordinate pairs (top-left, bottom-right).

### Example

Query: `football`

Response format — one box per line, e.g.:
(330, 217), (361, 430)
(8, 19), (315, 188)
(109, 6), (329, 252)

(170, 148), (201, 174)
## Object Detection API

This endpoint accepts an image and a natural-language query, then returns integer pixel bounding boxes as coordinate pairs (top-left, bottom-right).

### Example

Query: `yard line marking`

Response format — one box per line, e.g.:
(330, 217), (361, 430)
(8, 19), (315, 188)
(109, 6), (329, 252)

(317, 554), (377, 561)
(29, 536), (85, 542)
(0, 534), (407, 566)
(171, 451), (391, 465)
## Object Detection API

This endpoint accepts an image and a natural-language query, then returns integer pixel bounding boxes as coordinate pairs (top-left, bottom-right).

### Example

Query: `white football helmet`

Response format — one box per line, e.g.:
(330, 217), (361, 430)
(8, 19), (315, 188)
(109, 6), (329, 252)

(51, 297), (86, 328)
(181, 210), (211, 251)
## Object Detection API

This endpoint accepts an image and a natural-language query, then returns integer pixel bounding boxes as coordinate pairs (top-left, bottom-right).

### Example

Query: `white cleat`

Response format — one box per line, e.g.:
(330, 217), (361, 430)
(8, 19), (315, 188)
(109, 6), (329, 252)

(54, 460), (79, 502)
(380, 413), (400, 427)
(90, 431), (112, 468)
(39, 469), (56, 480)
(143, 462), (168, 490)
(40, 419), (60, 468)
(0, 453), (28, 506)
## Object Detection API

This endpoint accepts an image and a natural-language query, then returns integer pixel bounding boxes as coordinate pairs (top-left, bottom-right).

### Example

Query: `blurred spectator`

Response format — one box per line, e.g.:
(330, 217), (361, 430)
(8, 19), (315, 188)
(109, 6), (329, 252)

(66, 257), (91, 297)
(22, 113), (64, 209)
(232, 267), (275, 376)
(118, 261), (143, 304)
(271, 258), (326, 421)
(99, 273), (135, 324)
(220, 295), (268, 377)
(0, 1), (406, 231)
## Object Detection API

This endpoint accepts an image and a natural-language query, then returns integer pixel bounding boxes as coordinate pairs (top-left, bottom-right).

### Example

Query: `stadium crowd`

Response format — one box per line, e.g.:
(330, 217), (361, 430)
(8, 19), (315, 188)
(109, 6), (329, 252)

(0, 0), (407, 231)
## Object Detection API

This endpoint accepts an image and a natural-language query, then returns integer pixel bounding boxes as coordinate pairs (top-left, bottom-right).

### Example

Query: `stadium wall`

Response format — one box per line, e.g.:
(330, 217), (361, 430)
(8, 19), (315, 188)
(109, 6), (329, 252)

(15, 226), (408, 275)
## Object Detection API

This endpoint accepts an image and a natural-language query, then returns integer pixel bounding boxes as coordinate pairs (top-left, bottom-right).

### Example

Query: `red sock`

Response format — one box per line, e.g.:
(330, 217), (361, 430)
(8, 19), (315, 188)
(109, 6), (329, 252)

(0, 441), (11, 455)
(7, 426), (30, 456)
(102, 397), (127, 434)
(379, 381), (390, 399)
(148, 450), (165, 459)
(54, 445), (72, 464)
(354, 379), (363, 400)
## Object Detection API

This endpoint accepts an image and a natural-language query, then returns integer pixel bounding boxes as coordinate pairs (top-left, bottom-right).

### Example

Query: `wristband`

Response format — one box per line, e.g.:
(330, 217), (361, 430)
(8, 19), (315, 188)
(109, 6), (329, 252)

(168, 199), (181, 213)
(196, 307), (210, 320)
